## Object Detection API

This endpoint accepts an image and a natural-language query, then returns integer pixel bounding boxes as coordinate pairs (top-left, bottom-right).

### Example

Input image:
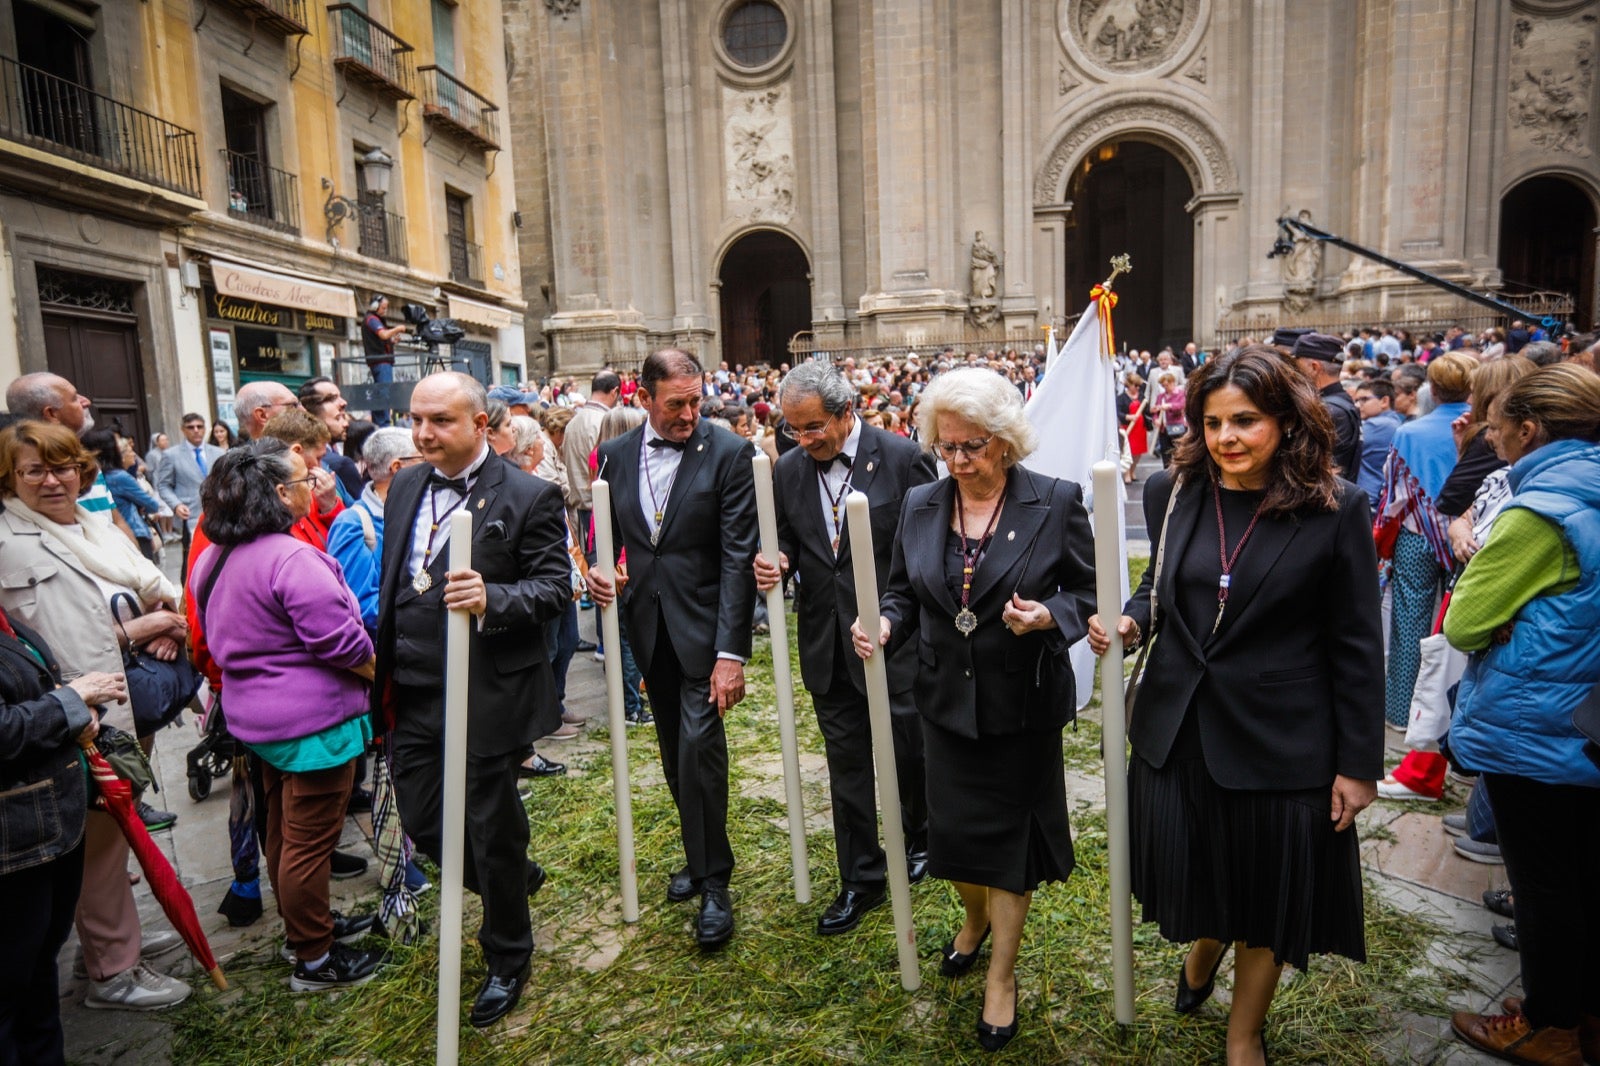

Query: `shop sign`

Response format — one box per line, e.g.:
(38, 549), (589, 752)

(210, 258), (358, 318)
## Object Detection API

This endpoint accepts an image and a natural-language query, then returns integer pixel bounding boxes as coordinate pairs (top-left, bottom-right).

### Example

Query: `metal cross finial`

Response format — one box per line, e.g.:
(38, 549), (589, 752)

(1102, 254), (1132, 290)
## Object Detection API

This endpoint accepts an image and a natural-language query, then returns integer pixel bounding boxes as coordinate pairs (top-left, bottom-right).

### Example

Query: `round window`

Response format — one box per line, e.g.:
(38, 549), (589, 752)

(723, 1), (787, 69)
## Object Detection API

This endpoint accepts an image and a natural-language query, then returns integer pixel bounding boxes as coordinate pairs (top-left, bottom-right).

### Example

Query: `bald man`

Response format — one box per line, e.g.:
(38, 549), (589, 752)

(6, 372), (134, 540)
(233, 381), (301, 441)
(371, 372), (570, 1027)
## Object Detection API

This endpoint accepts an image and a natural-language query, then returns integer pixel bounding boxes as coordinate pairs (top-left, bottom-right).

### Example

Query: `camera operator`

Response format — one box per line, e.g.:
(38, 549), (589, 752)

(363, 295), (407, 427)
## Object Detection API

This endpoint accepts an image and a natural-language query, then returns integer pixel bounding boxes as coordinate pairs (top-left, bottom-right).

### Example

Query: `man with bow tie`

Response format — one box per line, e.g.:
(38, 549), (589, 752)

(753, 361), (935, 936)
(371, 372), (570, 1025)
(587, 349), (758, 950)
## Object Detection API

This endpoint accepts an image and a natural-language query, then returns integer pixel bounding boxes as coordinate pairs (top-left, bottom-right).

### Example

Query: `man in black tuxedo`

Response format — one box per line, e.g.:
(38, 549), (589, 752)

(754, 361), (935, 936)
(372, 371), (570, 1025)
(587, 349), (758, 950)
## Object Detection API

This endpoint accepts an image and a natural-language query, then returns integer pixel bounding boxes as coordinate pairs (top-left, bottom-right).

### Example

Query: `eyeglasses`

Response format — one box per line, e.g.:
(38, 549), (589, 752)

(265, 400), (302, 412)
(782, 412), (839, 441)
(931, 437), (993, 460)
(15, 464), (82, 485)
(278, 475), (318, 488)
(397, 455), (424, 465)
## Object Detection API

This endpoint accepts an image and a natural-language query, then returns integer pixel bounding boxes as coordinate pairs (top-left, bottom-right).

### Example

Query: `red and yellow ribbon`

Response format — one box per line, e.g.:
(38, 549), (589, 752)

(1089, 283), (1119, 358)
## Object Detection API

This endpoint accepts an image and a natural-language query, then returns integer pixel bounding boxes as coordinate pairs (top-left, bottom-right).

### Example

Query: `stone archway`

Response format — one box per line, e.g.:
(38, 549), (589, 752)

(717, 229), (812, 369)
(1033, 95), (1239, 344)
(1499, 173), (1597, 330)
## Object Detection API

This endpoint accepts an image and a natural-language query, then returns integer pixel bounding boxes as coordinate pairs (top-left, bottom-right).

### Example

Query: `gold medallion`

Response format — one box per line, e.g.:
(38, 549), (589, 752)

(412, 571), (433, 594)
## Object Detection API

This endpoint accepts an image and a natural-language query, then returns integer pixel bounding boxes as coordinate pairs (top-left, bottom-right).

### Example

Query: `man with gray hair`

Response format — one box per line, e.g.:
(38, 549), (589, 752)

(234, 380), (301, 441)
(754, 360), (935, 935)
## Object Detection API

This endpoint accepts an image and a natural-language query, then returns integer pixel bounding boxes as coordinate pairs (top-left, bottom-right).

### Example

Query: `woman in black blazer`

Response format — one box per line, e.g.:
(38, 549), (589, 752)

(854, 367), (1096, 1053)
(1090, 346), (1384, 1066)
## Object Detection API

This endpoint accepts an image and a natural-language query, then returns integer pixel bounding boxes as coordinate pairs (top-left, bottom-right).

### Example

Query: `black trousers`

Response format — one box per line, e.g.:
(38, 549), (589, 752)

(644, 623), (734, 885)
(0, 842), (83, 1066)
(392, 686), (537, 976)
(810, 649), (928, 891)
(1483, 772), (1600, 1029)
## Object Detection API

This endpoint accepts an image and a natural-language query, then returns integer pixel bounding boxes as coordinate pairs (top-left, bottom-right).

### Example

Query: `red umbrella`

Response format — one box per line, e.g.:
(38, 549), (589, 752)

(82, 742), (228, 990)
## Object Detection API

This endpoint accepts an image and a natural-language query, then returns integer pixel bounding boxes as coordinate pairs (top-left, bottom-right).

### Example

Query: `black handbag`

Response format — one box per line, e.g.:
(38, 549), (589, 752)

(110, 592), (202, 738)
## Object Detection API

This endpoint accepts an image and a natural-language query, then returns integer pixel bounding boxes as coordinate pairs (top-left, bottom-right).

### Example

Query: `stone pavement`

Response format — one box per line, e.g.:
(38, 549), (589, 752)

(56, 544), (1514, 1065)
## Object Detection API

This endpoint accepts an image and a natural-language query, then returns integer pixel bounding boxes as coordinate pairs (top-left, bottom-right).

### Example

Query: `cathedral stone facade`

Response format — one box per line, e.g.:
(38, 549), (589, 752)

(504, 0), (1600, 372)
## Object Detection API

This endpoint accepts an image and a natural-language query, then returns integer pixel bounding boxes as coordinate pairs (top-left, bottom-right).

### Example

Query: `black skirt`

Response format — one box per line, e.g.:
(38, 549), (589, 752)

(922, 718), (1075, 895)
(1129, 751), (1366, 971)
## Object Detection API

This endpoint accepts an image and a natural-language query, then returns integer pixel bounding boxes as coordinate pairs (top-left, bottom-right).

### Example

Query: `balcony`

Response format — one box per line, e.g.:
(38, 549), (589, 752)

(221, 149), (300, 235)
(327, 5), (414, 101)
(357, 199), (408, 266)
(418, 66), (500, 152)
(0, 55), (201, 198)
(212, 0), (308, 36)
(448, 235), (483, 288)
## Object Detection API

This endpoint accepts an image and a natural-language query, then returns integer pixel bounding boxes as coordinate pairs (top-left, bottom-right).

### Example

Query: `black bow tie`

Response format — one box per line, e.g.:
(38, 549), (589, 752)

(815, 453), (853, 473)
(648, 437), (686, 452)
(429, 472), (469, 494)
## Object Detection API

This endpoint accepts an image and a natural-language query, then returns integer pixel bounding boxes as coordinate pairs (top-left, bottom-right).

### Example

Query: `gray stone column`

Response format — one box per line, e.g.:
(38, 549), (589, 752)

(1189, 193), (1242, 346)
(803, 0), (847, 343)
(999, 0), (1038, 333)
(659, 0), (713, 344)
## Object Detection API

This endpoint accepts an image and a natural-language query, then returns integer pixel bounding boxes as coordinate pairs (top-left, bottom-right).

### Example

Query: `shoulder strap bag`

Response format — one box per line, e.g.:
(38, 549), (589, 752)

(1124, 474), (1182, 727)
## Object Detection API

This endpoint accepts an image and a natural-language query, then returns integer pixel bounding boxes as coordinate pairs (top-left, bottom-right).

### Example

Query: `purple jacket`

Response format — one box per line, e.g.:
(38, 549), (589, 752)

(189, 534), (373, 745)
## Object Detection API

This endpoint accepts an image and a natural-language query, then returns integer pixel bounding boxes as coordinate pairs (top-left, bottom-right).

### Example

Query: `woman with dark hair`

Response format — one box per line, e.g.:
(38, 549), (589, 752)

(1089, 345), (1384, 1066)
(1444, 364), (1600, 1065)
(83, 430), (163, 561)
(189, 439), (382, 992)
(211, 420), (237, 450)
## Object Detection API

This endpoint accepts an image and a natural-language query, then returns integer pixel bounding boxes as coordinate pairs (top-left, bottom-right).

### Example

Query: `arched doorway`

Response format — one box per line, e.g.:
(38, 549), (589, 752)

(1499, 175), (1596, 330)
(718, 230), (811, 368)
(1064, 140), (1194, 353)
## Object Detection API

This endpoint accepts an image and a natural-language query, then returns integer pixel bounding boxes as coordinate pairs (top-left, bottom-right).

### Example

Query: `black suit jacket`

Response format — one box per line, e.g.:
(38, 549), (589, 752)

(881, 466), (1096, 739)
(1123, 469), (1384, 790)
(773, 422), (936, 700)
(1321, 382), (1363, 482)
(372, 454), (571, 758)
(597, 420), (758, 678)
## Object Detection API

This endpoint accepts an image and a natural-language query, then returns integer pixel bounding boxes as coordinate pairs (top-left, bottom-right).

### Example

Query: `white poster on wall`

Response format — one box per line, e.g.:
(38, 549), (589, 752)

(209, 329), (238, 428)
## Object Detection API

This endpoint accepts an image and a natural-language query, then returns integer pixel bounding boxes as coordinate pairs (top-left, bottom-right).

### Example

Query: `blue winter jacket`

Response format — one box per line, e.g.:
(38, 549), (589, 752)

(1449, 437), (1600, 787)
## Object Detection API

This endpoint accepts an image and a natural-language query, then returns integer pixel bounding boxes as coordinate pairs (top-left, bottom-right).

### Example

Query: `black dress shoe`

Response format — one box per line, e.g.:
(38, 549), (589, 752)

(1174, 943), (1229, 1014)
(907, 850), (930, 885)
(666, 866), (701, 903)
(518, 752), (566, 778)
(940, 925), (990, 977)
(469, 964), (529, 1028)
(816, 888), (886, 936)
(574, 639), (598, 652)
(526, 861), (547, 898)
(976, 981), (1019, 1052)
(695, 883), (734, 949)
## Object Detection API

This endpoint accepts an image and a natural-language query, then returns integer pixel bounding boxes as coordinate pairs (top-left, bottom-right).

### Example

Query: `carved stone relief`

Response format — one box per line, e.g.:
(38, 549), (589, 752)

(544, 0), (580, 18)
(1066, 0), (1199, 75)
(1185, 55), (1207, 84)
(1508, 11), (1596, 156)
(967, 231), (1001, 326)
(722, 84), (796, 224)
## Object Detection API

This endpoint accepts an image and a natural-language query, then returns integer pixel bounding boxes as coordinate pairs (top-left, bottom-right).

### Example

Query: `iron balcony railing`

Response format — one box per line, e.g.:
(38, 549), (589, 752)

(448, 235), (483, 287)
(357, 199), (408, 266)
(327, 5), (415, 100)
(418, 66), (499, 151)
(0, 55), (201, 197)
(221, 149), (300, 235)
(214, 0), (309, 36)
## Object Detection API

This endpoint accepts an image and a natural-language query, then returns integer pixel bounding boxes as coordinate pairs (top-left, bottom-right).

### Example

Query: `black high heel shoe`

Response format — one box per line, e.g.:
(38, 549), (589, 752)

(976, 980), (1019, 1053)
(939, 925), (991, 977)
(1173, 943), (1229, 1014)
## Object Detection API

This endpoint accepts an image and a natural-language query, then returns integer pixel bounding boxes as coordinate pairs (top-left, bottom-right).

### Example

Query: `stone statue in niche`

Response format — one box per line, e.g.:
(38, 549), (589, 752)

(968, 231), (1002, 326)
(1077, 0), (1187, 69)
(1281, 209), (1323, 314)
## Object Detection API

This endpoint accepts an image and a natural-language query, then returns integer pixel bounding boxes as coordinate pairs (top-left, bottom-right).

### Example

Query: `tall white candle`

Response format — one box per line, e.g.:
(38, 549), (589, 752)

(437, 508), (474, 1063)
(591, 480), (639, 923)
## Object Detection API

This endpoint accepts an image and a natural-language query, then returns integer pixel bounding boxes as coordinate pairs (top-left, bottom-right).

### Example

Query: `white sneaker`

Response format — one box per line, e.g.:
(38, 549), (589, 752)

(85, 962), (192, 1011)
(1376, 777), (1440, 801)
(73, 929), (185, 978)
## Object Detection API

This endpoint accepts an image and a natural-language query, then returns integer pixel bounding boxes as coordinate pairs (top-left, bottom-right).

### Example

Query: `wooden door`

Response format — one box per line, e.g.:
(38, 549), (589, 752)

(42, 311), (149, 447)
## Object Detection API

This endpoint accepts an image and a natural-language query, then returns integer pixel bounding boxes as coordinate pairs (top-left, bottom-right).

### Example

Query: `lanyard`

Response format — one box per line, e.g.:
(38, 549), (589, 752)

(953, 485), (1003, 636)
(1210, 480), (1265, 635)
(818, 461), (854, 553)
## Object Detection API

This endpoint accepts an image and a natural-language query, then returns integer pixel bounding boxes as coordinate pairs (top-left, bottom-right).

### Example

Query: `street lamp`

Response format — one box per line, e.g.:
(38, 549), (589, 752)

(322, 147), (396, 244)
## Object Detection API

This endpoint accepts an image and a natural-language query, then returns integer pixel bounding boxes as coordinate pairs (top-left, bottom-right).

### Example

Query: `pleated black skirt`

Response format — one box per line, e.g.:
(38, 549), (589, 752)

(1129, 753), (1366, 971)
(922, 718), (1075, 895)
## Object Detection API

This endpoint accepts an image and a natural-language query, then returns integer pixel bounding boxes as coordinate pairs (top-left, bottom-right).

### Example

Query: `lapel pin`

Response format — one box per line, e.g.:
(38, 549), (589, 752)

(477, 499), (485, 510)
(866, 461), (874, 472)
(1007, 530), (1015, 541)
(697, 443), (705, 452)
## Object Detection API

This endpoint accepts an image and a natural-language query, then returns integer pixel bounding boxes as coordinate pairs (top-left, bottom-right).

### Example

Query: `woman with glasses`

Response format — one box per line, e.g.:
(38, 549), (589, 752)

(0, 421), (194, 1012)
(188, 439), (383, 992)
(853, 367), (1096, 1053)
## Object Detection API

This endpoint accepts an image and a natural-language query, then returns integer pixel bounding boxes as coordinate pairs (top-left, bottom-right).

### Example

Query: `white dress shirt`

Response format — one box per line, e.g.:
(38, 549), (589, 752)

(638, 422), (685, 542)
(815, 414), (862, 552)
(407, 444), (491, 580)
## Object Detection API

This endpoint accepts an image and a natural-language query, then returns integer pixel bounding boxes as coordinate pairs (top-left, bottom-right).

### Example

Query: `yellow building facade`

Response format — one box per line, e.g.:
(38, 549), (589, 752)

(0, 0), (525, 443)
